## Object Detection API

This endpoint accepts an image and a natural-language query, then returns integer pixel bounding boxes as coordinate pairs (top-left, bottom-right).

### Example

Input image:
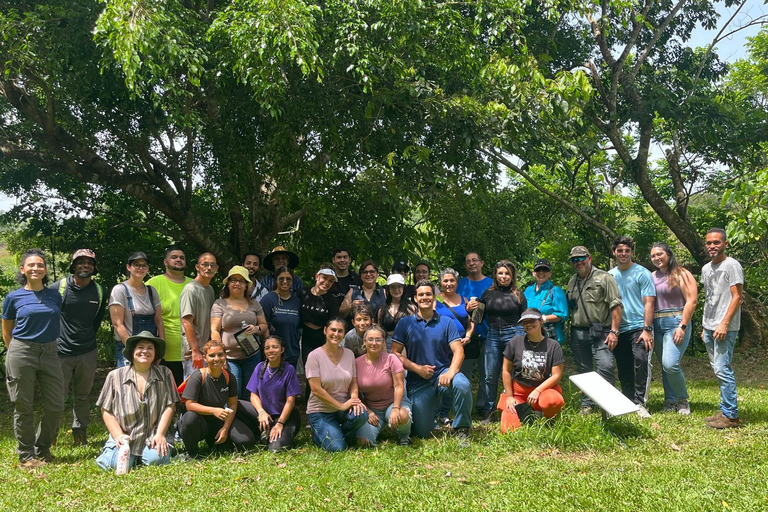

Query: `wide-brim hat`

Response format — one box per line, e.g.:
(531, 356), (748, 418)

(124, 331), (166, 363)
(69, 248), (98, 275)
(223, 265), (252, 285)
(263, 246), (300, 272)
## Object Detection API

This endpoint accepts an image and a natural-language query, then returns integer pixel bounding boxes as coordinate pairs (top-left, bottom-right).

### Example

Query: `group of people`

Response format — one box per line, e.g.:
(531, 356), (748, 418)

(1, 228), (745, 470)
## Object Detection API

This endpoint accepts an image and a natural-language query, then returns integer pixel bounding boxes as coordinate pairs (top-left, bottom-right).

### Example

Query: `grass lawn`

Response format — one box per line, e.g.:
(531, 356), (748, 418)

(0, 348), (766, 511)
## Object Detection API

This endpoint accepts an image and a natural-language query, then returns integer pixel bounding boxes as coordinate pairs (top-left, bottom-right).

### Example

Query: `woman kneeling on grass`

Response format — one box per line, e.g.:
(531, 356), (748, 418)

(500, 309), (565, 431)
(96, 331), (179, 470)
(238, 335), (302, 452)
(355, 325), (413, 446)
(177, 340), (255, 459)
(306, 317), (368, 452)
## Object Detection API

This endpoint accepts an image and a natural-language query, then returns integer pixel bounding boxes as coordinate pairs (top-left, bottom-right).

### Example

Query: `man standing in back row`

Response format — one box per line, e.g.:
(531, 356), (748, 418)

(51, 249), (108, 446)
(566, 246), (623, 414)
(147, 244), (192, 384)
(609, 237), (656, 418)
(701, 228), (744, 429)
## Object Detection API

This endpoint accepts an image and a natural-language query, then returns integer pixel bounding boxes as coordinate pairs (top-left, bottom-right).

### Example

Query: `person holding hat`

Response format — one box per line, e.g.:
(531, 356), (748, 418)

(109, 251), (164, 368)
(211, 266), (269, 400)
(565, 245), (622, 414)
(96, 331), (180, 471)
(500, 308), (565, 430)
(523, 258), (568, 345)
(260, 246), (303, 296)
(299, 266), (341, 369)
(2, 249), (64, 468)
(50, 248), (108, 446)
(378, 273), (416, 351)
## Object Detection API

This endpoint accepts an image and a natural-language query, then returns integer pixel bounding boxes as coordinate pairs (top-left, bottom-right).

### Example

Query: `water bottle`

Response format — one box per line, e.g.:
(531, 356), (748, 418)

(115, 435), (131, 475)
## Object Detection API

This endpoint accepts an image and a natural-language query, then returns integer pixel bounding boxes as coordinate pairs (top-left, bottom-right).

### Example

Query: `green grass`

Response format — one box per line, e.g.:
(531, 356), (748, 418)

(1, 350), (766, 511)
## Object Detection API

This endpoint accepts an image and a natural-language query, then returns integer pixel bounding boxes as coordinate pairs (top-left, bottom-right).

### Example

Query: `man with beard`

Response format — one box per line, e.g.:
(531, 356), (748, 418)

(50, 249), (108, 446)
(242, 252), (268, 301)
(180, 252), (218, 379)
(147, 245), (192, 384)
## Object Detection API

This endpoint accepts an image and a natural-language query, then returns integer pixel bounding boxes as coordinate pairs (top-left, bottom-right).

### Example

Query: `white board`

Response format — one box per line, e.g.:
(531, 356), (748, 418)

(569, 372), (640, 418)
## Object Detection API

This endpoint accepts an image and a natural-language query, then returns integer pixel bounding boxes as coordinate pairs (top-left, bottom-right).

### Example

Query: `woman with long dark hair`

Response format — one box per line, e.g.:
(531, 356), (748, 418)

(2, 249), (63, 468)
(299, 266), (341, 368)
(470, 259), (527, 423)
(259, 266), (301, 368)
(239, 335), (302, 452)
(650, 242), (697, 415)
(342, 260), (386, 320)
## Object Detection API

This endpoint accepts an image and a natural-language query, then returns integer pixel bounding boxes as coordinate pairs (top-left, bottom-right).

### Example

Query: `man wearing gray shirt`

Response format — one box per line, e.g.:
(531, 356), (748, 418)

(180, 253), (217, 379)
(701, 228), (744, 429)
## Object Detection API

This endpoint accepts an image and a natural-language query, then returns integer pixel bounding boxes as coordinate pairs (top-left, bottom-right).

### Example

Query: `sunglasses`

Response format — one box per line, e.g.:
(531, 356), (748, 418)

(570, 256), (588, 263)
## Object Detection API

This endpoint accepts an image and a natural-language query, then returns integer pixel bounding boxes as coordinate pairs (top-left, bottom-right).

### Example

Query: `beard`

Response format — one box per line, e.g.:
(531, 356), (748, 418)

(76, 270), (94, 279)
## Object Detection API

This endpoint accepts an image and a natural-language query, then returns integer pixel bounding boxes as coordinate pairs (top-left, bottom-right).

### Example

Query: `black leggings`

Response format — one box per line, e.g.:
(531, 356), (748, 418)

(237, 399), (301, 453)
(177, 411), (255, 456)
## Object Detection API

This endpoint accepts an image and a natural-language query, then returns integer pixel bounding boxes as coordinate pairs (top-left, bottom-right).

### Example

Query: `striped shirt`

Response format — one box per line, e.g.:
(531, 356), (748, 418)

(96, 365), (180, 456)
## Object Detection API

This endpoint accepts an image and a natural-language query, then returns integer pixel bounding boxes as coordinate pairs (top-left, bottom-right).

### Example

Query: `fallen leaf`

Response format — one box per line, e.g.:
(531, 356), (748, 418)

(651, 422), (661, 429)
(445, 471), (452, 477)
(670, 443), (681, 452)
(277, 463), (287, 468)
(722, 501), (730, 509)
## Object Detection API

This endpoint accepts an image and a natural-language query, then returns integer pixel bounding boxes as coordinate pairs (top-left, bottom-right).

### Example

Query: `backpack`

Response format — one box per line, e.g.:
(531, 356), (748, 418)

(59, 277), (104, 319)
(177, 367), (230, 403)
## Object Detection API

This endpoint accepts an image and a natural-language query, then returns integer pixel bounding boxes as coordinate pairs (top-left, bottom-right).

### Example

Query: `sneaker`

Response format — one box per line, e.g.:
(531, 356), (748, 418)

(454, 428), (471, 448)
(579, 405), (594, 415)
(706, 414), (740, 429)
(398, 436), (412, 447)
(677, 400), (691, 416)
(661, 401), (677, 413)
(705, 411), (725, 423)
(73, 430), (88, 447)
(436, 416), (451, 428)
(636, 405), (651, 419)
(19, 458), (46, 469)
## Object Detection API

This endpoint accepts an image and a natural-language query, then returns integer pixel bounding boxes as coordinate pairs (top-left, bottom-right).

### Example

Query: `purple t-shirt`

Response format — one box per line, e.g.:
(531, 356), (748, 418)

(355, 353), (404, 410)
(246, 362), (301, 416)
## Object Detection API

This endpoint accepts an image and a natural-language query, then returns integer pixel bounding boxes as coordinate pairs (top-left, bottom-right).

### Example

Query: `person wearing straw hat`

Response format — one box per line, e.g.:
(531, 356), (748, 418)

(210, 266), (269, 400)
(95, 330), (180, 471)
(261, 246), (303, 296)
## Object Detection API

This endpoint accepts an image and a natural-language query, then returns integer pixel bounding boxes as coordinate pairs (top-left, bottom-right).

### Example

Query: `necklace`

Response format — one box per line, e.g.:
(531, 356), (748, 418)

(525, 335), (544, 349)
(266, 365), (278, 379)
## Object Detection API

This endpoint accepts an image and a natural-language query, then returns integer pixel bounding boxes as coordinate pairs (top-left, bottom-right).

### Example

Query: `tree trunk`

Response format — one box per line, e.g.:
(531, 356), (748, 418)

(738, 292), (768, 349)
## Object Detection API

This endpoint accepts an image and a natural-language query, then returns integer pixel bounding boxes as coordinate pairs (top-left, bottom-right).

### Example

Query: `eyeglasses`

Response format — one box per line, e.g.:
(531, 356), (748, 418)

(362, 270), (377, 275)
(570, 256), (587, 263)
(132, 263), (149, 269)
(365, 338), (385, 344)
(198, 262), (218, 269)
(278, 277), (293, 282)
(229, 279), (247, 285)
(465, 258), (481, 264)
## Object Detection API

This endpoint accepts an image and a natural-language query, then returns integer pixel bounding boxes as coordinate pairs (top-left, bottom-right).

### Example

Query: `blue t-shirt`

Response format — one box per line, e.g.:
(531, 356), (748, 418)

(435, 298), (469, 337)
(608, 263), (656, 333)
(392, 312), (460, 384)
(259, 291), (302, 365)
(523, 281), (569, 344)
(457, 276), (493, 338)
(2, 287), (62, 343)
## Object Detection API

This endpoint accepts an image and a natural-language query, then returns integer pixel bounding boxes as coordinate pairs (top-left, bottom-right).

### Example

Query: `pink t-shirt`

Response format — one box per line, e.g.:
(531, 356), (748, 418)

(355, 353), (404, 410)
(305, 347), (356, 414)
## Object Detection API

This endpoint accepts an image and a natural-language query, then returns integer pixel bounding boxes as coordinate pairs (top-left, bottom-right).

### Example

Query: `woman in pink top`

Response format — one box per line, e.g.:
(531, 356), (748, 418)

(355, 325), (413, 446)
(305, 317), (368, 452)
(650, 242), (697, 415)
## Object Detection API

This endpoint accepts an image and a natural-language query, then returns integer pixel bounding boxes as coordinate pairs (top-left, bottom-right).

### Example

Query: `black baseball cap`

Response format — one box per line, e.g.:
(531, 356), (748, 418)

(533, 258), (552, 271)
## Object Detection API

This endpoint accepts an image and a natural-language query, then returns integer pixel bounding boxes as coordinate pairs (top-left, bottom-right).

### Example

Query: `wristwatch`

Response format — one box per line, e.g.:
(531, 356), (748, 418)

(643, 325), (653, 332)
(679, 324), (688, 331)
(609, 329), (619, 336)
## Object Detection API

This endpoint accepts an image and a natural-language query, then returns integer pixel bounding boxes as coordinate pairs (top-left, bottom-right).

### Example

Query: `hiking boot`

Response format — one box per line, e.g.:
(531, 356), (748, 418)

(677, 400), (691, 416)
(636, 405), (652, 419)
(19, 458), (46, 470)
(706, 414), (740, 429)
(398, 436), (412, 447)
(704, 411), (725, 423)
(73, 430), (88, 447)
(455, 428), (471, 448)
(661, 401), (677, 413)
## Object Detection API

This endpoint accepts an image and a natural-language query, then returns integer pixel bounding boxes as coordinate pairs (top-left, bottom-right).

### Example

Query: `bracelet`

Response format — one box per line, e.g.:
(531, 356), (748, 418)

(392, 406), (400, 410)
(277, 420), (284, 425)
(258, 410), (266, 416)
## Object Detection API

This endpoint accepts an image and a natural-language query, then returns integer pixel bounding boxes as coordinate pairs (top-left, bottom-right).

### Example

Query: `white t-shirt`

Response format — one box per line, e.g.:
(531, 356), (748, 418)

(701, 257), (744, 331)
(108, 281), (160, 341)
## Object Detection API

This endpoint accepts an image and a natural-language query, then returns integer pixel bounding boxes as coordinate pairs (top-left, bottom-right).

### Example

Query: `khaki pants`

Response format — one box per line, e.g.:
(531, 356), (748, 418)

(60, 348), (98, 433)
(5, 339), (65, 461)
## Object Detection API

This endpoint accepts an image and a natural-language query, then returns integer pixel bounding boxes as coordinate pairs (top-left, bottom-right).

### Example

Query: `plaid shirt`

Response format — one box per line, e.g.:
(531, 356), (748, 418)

(96, 365), (180, 456)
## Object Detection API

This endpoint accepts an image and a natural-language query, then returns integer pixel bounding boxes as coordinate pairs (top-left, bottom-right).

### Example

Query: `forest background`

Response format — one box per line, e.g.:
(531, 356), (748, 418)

(3, 0), (768, 353)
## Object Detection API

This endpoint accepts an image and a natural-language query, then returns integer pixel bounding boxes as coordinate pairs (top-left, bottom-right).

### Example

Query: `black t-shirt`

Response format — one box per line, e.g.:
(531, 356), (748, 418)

(50, 278), (108, 357)
(330, 272), (362, 305)
(502, 335), (564, 388)
(299, 287), (340, 326)
(480, 288), (527, 329)
(181, 369), (238, 407)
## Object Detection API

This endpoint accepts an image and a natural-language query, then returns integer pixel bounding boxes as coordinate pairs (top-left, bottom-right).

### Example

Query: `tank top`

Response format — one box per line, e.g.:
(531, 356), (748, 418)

(653, 271), (686, 311)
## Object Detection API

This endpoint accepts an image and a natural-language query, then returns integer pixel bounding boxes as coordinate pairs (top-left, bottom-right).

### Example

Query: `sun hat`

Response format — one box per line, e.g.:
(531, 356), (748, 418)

(263, 246), (300, 272)
(123, 331), (166, 363)
(223, 265), (252, 285)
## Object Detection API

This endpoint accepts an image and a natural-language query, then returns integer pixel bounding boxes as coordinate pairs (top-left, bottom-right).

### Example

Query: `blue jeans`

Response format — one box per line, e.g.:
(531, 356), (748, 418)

(227, 353), (261, 400)
(570, 326), (616, 407)
(481, 326), (523, 413)
(115, 341), (128, 368)
(308, 409), (368, 452)
(654, 314), (690, 402)
(96, 435), (173, 471)
(408, 369), (472, 438)
(703, 329), (739, 419)
(356, 398), (412, 445)
(437, 338), (486, 418)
